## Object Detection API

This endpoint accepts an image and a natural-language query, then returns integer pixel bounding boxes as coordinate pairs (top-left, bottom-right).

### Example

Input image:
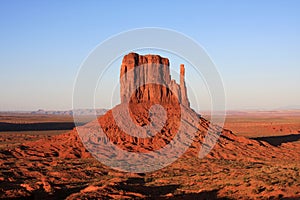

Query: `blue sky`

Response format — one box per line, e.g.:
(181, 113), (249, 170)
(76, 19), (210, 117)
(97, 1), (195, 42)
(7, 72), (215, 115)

(0, 0), (299, 111)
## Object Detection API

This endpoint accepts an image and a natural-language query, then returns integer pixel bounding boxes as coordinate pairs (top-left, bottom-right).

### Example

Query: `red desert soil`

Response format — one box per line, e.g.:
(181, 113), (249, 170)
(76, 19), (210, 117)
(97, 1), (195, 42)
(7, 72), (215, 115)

(223, 110), (300, 138)
(1, 108), (300, 199)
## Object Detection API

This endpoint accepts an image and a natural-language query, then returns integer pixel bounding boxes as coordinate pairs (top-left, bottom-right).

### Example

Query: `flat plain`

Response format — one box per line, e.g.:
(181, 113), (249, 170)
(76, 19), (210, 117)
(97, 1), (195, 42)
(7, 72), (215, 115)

(0, 110), (300, 199)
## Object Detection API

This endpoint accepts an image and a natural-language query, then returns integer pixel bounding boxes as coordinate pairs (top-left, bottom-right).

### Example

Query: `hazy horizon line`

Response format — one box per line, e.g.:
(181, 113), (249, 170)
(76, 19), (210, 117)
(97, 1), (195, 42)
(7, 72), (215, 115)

(1, 106), (300, 113)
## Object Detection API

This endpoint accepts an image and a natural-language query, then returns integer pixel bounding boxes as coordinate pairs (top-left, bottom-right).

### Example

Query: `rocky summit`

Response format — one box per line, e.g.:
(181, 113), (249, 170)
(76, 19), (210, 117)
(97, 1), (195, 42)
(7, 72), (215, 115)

(120, 53), (190, 107)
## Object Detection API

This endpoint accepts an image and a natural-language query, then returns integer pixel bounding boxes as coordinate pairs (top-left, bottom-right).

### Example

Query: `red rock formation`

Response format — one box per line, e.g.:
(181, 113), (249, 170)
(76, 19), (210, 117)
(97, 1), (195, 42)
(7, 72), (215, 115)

(120, 52), (190, 107)
(2, 53), (300, 199)
(180, 64), (190, 107)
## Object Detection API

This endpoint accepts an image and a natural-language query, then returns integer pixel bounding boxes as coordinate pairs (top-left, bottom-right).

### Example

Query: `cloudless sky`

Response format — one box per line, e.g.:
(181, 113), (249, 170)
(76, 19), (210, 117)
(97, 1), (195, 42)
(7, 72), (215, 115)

(0, 0), (299, 111)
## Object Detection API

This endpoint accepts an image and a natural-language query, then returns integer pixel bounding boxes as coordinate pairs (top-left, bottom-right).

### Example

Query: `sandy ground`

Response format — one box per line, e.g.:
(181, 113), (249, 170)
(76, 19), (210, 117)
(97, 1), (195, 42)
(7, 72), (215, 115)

(0, 110), (300, 199)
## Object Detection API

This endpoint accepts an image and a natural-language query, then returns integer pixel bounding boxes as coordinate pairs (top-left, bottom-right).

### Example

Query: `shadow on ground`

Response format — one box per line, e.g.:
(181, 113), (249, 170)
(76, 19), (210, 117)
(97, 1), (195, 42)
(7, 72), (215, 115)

(252, 133), (300, 146)
(116, 177), (230, 200)
(0, 122), (86, 132)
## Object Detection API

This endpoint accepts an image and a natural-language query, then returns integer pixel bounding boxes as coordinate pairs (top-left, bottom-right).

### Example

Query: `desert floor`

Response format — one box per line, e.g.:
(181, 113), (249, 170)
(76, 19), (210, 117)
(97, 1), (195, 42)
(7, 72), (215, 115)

(0, 110), (300, 199)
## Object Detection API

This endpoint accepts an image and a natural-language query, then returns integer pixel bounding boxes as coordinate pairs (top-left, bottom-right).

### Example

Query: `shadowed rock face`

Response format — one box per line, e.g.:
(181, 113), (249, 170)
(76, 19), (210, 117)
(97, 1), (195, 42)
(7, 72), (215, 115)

(120, 53), (190, 107)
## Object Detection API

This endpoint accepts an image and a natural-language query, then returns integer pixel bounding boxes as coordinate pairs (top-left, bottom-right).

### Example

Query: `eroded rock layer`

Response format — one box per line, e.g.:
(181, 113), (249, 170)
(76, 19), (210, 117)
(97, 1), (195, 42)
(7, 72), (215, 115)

(120, 53), (190, 107)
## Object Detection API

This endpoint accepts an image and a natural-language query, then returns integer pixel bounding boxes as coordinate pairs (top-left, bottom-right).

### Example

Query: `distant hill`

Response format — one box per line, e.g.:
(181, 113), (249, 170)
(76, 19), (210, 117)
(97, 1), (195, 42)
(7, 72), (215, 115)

(30, 109), (108, 116)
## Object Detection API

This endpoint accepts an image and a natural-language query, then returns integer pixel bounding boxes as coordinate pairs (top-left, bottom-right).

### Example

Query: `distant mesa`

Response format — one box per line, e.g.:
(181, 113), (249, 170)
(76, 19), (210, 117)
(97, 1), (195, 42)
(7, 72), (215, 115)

(30, 109), (107, 116)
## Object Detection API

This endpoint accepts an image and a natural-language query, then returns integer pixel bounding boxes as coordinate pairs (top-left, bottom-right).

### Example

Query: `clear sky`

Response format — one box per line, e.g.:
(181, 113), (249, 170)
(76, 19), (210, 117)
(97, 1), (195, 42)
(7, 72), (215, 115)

(1, 0), (299, 111)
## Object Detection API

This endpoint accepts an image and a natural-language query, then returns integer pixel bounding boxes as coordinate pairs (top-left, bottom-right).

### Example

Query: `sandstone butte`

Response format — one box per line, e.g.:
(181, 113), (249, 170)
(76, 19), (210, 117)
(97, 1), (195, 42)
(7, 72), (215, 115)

(1, 53), (300, 199)
(8, 52), (300, 163)
(120, 52), (190, 107)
